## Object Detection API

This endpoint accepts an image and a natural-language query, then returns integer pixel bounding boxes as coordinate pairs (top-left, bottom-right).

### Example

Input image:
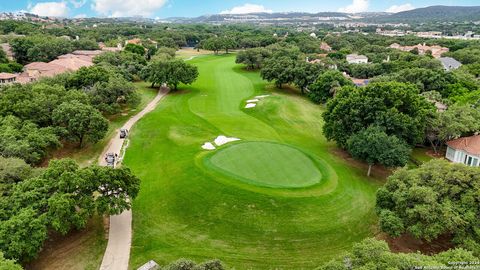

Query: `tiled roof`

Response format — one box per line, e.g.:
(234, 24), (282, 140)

(447, 135), (480, 155)
(0, 72), (16, 79)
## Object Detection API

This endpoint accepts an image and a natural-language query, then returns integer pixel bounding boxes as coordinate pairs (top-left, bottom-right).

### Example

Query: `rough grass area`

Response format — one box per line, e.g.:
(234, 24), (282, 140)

(206, 141), (322, 188)
(125, 55), (381, 269)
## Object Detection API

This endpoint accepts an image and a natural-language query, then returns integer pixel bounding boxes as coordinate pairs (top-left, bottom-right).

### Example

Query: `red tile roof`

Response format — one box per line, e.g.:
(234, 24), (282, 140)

(447, 135), (480, 155)
(0, 72), (16, 80)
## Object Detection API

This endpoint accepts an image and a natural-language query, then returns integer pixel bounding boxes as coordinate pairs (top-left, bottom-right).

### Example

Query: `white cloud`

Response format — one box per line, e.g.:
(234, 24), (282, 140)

(386, 3), (415, 13)
(338, 0), (369, 13)
(29, 1), (69, 17)
(70, 0), (87, 8)
(92, 0), (167, 17)
(74, 13), (87, 18)
(220, 3), (272, 15)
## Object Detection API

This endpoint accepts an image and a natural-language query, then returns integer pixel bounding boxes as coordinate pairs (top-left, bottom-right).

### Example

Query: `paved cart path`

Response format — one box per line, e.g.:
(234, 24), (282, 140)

(99, 87), (169, 270)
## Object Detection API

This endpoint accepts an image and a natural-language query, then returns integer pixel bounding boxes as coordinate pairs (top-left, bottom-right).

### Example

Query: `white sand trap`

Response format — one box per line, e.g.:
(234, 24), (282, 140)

(245, 103), (257, 108)
(214, 135), (240, 146)
(255, 95), (270, 99)
(246, 99), (259, 103)
(202, 142), (216, 150)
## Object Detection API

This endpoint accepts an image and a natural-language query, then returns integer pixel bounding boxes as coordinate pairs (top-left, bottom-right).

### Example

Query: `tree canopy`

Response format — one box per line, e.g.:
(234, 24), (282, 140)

(141, 59), (198, 90)
(0, 159), (140, 261)
(320, 238), (479, 270)
(322, 82), (435, 148)
(376, 159), (480, 254)
(347, 126), (411, 176)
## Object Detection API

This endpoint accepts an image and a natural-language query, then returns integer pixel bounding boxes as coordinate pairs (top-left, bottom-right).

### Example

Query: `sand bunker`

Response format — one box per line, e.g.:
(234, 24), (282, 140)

(245, 103), (257, 108)
(246, 99), (259, 103)
(255, 95), (270, 99)
(201, 142), (216, 150)
(214, 135), (240, 146)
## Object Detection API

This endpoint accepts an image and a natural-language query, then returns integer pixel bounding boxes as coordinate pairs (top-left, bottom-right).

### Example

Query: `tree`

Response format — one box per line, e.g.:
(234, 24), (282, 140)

(322, 82), (435, 148)
(0, 116), (60, 164)
(141, 59), (198, 90)
(93, 51), (147, 81)
(261, 56), (296, 88)
(0, 252), (22, 270)
(67, 66), (111, 89)
(425, 105), (480, 154)
(52, 101), (108, 148)
(0, 159), (140, 262)
(235, 48), (271, 70)
(308, 70), (354, 103)
(0, 156), (34, 196)
(319, 238), (479, 270)
(346, 126), (411, 176)
(292, 61), (324, 95)
(89, 75), (140, 114)
(376, 159), (480, 253)
(163, 259), (226, 270)
(201, 37), (223, 54)
(124, 43), (145, 56)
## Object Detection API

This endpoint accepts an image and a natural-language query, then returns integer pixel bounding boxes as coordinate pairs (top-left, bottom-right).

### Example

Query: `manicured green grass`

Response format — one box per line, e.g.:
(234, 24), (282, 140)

(206, 141), (322, 188)
(125, 55), (381, 269)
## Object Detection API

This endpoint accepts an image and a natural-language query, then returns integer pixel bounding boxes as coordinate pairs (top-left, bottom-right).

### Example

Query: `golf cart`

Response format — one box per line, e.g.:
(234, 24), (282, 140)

(105, 153), (116, 167)
(120, 128), (128, 139)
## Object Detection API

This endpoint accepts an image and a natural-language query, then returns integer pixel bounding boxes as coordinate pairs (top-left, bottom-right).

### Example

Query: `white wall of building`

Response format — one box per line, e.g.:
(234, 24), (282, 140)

(446, 146), (480, 167)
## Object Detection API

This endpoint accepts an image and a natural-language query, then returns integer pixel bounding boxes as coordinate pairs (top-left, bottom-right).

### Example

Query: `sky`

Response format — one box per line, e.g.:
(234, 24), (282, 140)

(0, 0), (479, 19)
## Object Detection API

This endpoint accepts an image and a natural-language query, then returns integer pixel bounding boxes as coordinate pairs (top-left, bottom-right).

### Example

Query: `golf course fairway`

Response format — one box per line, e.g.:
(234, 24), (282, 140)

(124, 54), (381, 269)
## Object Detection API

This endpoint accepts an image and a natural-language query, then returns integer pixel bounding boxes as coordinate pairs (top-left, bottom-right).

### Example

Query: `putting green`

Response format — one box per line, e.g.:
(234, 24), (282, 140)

(206, 142), (321, 188)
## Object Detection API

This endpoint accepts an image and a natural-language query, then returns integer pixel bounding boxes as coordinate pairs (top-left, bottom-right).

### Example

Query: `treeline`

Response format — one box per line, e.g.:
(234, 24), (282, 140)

(0, 50), (146, 164)
(0, 157), (140, 266)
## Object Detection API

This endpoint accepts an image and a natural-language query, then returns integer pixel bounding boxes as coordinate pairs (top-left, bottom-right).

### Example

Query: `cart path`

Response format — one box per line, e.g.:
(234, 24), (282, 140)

(99, 87), (169, 270)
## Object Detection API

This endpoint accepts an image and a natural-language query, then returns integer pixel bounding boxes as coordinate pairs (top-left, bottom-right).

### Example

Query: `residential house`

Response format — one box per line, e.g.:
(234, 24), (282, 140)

(0, 72), (16, 84)
(446, 135), (480, 167)
(320, 42), (332, 52)
(346, 54), (368, 64)
(439, 57), (462, 71)
(389, 43), (449, 58)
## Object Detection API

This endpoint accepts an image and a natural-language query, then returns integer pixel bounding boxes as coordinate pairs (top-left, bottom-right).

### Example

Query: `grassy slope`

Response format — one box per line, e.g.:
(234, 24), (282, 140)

(125, 55), (381, 269)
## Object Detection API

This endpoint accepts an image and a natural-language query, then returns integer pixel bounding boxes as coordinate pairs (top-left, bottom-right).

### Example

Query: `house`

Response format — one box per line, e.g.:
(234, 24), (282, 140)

(23, 62), (68, 79)
(439, 57), (462, 71)
(0, 72), (16, 84)
(446, 135), (480, 167)
(389, 43), (449, 58)
(126, 38), (142, 45)
(346, 54), (368, 64)
(320, 42), (332, 52)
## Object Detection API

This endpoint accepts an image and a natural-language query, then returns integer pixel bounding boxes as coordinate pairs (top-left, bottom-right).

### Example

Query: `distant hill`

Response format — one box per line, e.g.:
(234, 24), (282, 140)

(381, 5), (480, 22)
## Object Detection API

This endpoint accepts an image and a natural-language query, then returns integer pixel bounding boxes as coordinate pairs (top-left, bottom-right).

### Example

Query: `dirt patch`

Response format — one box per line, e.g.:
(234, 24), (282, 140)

(26, 216), (108, 270)
(378, 233), (454, 255)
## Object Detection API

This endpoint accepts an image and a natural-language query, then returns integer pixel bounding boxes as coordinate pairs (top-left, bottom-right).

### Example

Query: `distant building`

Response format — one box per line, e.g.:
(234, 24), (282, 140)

(320, 42), (332, 52)
(446, 135), (480, 167)
(310, 32), (317, 38)
(0, 72), (16, 84)
(126, 38), (142, 45)
(439, 57), (462, 71)
(389, 43), (449, 58)
(346, 54), (368, 64)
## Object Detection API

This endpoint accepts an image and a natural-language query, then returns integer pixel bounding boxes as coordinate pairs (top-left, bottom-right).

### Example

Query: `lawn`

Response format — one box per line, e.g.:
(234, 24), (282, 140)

(125, 54), (381, 269)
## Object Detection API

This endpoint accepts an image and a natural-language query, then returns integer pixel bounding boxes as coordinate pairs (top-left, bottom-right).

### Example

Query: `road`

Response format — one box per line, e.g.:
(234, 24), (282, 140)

(99, 87), (169, 270)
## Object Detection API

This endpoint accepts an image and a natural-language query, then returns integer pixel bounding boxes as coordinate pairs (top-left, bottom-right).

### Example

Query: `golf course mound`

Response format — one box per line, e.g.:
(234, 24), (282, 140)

(205, 141), (322, 188)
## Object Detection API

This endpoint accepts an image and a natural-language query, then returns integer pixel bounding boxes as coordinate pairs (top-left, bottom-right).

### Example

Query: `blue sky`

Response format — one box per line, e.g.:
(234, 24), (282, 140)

(0, 0), (478, 18)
